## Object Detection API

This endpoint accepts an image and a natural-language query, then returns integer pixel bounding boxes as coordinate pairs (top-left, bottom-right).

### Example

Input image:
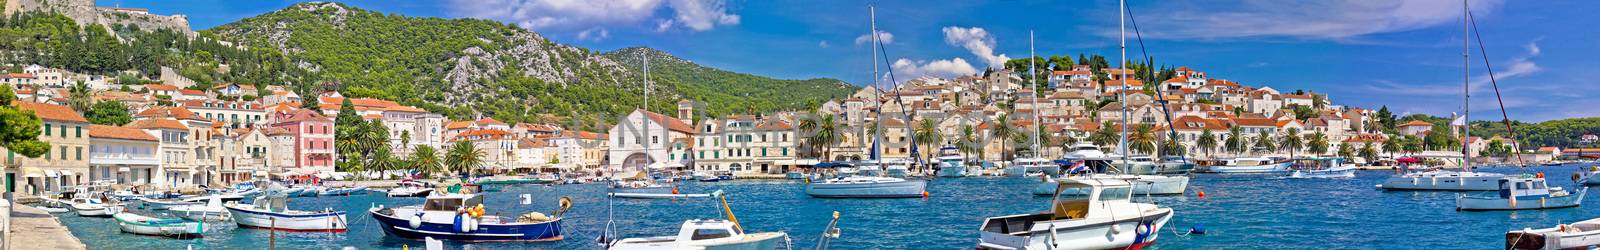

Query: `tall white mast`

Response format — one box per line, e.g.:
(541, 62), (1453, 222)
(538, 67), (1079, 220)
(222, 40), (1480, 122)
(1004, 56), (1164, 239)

(1117, 0), (1130, 162)
(1030, 31), (1041, 160)
(870, 5), (884, 166)
(1461, 0), (1472, 172)
(641, 52), (651, 171)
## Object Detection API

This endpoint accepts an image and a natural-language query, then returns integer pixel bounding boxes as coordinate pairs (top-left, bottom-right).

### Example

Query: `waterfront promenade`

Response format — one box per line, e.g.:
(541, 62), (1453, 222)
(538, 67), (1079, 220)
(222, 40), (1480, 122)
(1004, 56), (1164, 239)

(9, 203), (85, 250)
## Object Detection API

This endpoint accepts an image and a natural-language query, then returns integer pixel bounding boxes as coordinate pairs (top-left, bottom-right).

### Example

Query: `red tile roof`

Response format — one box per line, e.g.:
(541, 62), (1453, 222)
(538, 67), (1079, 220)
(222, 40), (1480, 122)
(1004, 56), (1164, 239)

(88, 125), (157, 141)
(642, 110), (695, 134)
(1231, 117), (1277, 127)
(1401, 120), (1433, 127)
(276, 109), (331, 123)
(13, 101), (87, 123)
(453, 129), (512, 141)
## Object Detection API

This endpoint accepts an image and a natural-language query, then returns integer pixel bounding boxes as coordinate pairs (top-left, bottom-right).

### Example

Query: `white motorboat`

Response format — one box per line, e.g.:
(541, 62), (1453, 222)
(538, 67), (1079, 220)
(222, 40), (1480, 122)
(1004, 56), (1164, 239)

(805, 175), (926, 198)
(1010, 158), (1059, 177)
(114, 212), (205, 238)
(169, 196), (230, 222)
(225, 195), (348, 232)
(604, 191), (788, 250)
(607, 172), (688, 199)
(1379, 170), (1505, 191)
(1031, 173), (1189, 196)
(1288, 157), (1358, 179)
(68, 187), (121, 217)
(35, 198), (73, 213)
(979, 178), (1173, 250)
(1457, 176), (1586, 211)
(936, 146), (969, 178)
(387, 180), (434, 197)
(318, 186), (369, 196)
(608, 219), (787, 250)
(1063, 143), (1107, 159)
(1204, 157), (1291, 174)
(1506, 217), (1600, 250)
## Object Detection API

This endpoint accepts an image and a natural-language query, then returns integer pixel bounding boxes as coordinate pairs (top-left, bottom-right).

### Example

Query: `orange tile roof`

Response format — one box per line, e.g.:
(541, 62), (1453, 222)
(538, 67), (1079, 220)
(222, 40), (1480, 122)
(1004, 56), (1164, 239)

(453, 129), (513, 141)
(88, 125), (157, 141)
(1344, 134), (1389, 143)
(1401, 120), (1433, 127)
(1168, 116), (1227, 131)
(445, 121), (473, 130)
(2, 73), (33, 79)
(276, 109), (331, 123)
(382, 105), (427, 113)
(475, 117), (506, 125)
(127, 118), (188, 130)
(13, 101), (87, 123)
(642, 110), (695, 134)
(177, 89), (205, 96)
(1231, 117), (1277, 127)
(135, 106), (200, 120)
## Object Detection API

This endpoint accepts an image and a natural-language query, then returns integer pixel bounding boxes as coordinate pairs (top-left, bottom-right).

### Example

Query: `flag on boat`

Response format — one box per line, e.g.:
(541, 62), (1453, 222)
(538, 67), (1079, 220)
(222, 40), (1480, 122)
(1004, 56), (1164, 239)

(1067, 161), (1089, 173)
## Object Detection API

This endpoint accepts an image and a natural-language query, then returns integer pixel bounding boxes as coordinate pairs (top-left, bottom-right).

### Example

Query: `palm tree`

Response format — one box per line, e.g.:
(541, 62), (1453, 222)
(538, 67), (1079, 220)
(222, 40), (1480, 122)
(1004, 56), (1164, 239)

(412, 145), (442, 177)
(1035, 126), (1056, 158)
(1254, 130), (1276, 154)
(1337, 142), (1355, 160)
(1128, 124), (1156, 156)
(67, 81), (92, 112)
(1196, 129), (1217, 159)
(1306, 131), (1329, 156)
(1280, 127), (1304, 159)
(914, 118), (941, 162)
(368, 147), (396, 174)
(958, 124), (979, 162)
(1224, 126), (1243, 157)
(797, 111), (821, 157)
(1381, 136), (1400, 160)
(1360, 142), (1379, 163)
(990, 113), (1018, 162)
(808, 114), (843, 161)
(446, 141), (485, 177)
(1402, 135), (1423, 156)
(1090, 121), (1119, 148)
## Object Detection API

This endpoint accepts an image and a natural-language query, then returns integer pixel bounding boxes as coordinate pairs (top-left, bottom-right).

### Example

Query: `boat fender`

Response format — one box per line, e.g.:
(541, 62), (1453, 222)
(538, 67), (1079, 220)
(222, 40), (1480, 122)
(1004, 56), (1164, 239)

(1536, 172), (1544, 179)
(1132, 221), (1154, 244)
(468, 218), (479, 232)
(454, 213), (467, 232)
(410, 212), (423, 229)
(1110, 224), (1122, 234)
(1573, 172), (1582, 182)
(1189, 224), (1207, 235)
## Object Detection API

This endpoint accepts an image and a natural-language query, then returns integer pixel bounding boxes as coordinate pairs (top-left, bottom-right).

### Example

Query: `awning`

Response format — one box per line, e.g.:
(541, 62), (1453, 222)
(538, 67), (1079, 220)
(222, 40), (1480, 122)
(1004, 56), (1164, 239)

(117, 167), (131, 172)
(44, 169), (58, 177)
(21, 167), (43, 178)
(59, 170), (74, 176)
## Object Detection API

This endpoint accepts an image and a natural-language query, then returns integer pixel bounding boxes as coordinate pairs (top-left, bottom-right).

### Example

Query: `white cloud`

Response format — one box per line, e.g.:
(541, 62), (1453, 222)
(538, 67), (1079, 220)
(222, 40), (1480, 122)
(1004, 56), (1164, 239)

(889, 58), (977, 85)
(446, 0), (740, 33)
(818, 40), (830, 48)
(941, 26), (1009, 69)
(1121, 0), (1505, 40)
(854, 31), (893, 45)
(1366, 40), (1542, 96)
(668, 0), (740, 31)
(577, 27), (610, 41)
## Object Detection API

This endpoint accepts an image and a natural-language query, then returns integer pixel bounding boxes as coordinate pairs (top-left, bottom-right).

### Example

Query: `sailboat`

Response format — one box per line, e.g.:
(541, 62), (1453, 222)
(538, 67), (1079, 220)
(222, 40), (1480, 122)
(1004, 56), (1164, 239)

(1379, 1), (1507, 191)
(804, 5), (927, 199)
(1029, 14), (1188, 196)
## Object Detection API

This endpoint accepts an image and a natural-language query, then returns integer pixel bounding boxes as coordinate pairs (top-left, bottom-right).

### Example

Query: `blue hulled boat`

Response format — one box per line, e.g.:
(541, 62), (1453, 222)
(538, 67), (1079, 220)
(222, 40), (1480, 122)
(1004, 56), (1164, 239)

(369, 192), (570, 242)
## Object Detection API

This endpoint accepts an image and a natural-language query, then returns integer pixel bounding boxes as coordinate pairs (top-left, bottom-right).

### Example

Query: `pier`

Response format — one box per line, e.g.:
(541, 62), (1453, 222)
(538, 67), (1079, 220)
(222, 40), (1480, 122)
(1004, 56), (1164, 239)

(8, 202), (85, 250)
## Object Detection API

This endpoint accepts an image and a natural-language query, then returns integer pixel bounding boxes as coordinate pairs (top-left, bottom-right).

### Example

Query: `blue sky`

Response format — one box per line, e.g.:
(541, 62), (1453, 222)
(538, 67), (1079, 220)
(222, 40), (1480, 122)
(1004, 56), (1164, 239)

(102, 0), (1599, 122)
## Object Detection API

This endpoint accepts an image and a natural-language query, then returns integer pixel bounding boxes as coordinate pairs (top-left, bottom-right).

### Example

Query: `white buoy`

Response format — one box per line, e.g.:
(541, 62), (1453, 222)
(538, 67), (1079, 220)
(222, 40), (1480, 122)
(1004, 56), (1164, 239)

(521, 194), (532, 205)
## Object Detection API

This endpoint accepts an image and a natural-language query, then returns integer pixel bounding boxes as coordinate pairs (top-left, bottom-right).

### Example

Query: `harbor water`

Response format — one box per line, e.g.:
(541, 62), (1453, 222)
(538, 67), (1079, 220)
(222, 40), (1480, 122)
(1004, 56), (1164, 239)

(57, 165), (1600, 249)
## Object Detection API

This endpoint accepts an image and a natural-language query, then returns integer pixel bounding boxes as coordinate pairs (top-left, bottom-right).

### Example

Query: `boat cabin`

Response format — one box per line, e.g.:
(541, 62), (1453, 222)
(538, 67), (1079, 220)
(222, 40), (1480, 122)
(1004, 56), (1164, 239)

(1498, 177), (1553, 199)
(1293, 157), (1347, 170)
(423, 193), (484, 211)
(672, 219), (744, 242)
(1223, 157), (1275, 166)
(980, 179), (1134, 235)
(250, 196), (290, 212)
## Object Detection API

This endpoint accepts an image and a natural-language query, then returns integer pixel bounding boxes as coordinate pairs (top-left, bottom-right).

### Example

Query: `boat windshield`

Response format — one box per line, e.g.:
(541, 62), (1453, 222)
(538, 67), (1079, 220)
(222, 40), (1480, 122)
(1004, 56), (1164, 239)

(423, 196), (483, 211)
(1097, 187), (1133, 202)
(690, 228), (734, 240)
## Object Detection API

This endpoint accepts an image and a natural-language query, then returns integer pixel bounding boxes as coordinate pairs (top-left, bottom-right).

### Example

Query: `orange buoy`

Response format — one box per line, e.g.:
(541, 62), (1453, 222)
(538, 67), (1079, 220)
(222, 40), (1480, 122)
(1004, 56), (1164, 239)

(1197, 191), (1207, 198)
(922, 191), (929, 197)
(1537, 172), (1545, 179)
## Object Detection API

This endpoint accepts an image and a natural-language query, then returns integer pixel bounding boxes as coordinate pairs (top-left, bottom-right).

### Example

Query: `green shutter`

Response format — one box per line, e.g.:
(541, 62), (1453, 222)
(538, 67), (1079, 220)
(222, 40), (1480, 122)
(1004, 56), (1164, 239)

(75, 126), (81, 138)
(44, 124), (51, 136)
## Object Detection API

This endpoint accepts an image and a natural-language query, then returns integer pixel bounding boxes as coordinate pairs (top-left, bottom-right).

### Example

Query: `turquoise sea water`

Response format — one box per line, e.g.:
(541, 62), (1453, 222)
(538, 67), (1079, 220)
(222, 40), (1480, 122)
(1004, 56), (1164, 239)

(56, 165), (1600, 249)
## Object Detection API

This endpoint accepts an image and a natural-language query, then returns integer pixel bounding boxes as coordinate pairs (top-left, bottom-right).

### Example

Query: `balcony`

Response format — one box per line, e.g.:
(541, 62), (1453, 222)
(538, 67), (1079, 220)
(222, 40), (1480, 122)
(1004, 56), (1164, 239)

(89, 152), (159, 166)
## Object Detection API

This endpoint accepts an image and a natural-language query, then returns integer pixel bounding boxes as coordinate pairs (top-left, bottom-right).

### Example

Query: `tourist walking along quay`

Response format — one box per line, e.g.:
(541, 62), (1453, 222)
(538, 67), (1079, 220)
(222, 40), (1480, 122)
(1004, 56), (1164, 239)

(1, 0), (1598, 249)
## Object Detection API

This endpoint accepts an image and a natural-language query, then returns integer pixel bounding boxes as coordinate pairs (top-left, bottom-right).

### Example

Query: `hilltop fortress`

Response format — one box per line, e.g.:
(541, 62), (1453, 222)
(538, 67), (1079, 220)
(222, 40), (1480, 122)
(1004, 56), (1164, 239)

(3, 0), (193, 37)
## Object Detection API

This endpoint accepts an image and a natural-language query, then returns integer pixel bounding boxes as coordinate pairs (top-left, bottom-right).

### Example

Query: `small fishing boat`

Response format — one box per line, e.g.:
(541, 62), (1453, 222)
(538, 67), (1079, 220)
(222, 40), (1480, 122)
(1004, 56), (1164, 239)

(136, 197), (200, 210)
(697, 174), (721, 182)
(35, 198), (74, 213)
(979, 178), (1172, 250)
(114, 212), (204, 238)
(1574, 165), (1600, 186)
(1457, 176), (1586, 211)
(473, 175), (546, 185)
(785, 172), (806, 180)
(169, 196), (230, 222)
(298, 186), (326, 197)
(1288, 157), (1358, 179)
(318, 186), (369, 196)
(1204, 157), (1291, 174)
(603, 191), (788, 250)
(1154, 156), (1198, 175)
(283, 186), (308, 197)
(608, 172), (696, 199)
(225, 195), (348, 232)
(388, 180), (435, 198)
(1505, 217), (1600, 250)
(370, 193), (569, 242)
(1009, 158), (1058, 177)
(182, 193), (248, 203)
(805, 175), (926, 198)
